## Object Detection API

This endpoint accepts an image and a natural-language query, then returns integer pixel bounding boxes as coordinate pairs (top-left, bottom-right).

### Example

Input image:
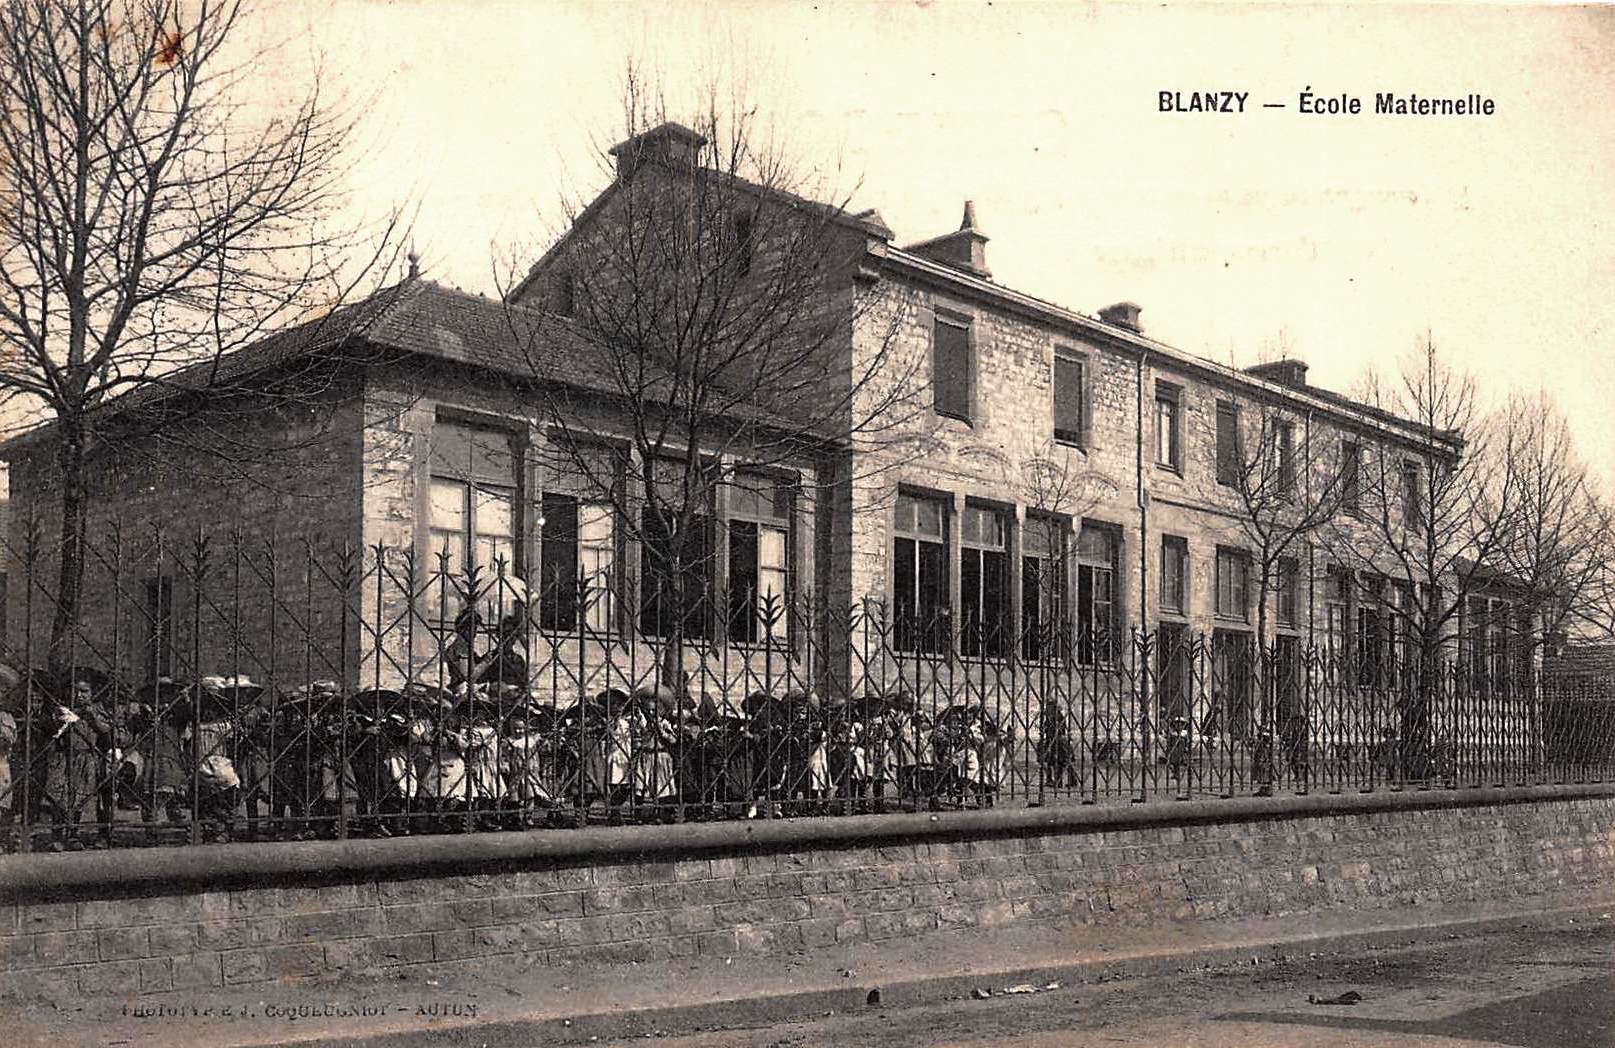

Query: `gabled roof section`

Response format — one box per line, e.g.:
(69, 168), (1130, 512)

(506, 132), (895, 306)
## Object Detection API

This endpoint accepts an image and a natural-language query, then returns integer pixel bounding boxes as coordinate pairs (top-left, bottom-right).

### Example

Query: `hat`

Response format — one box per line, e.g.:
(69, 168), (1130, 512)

(631, 683), (675, 715)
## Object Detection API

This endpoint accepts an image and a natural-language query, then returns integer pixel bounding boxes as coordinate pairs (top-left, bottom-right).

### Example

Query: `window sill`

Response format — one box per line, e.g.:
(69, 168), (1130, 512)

(729, 639), (797, 654)
(1155, 462), (1182, 477)
(539, 627), (624, 640)
(1053, 434), (1086, 451)
(936, 409), (974, 426)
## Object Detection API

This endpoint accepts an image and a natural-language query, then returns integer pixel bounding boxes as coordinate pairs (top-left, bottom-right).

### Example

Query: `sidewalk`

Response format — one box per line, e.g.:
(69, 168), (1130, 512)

(13, 888), (1615, 1048)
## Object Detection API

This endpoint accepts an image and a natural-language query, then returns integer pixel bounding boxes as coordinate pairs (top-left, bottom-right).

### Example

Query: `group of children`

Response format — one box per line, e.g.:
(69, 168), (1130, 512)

(0, 580), (1021, 846)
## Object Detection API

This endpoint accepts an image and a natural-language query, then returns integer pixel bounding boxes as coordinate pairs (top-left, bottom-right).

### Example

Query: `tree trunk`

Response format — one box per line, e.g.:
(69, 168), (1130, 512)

(48, 420), (89, 673)
(1401, 634), (1440, 781)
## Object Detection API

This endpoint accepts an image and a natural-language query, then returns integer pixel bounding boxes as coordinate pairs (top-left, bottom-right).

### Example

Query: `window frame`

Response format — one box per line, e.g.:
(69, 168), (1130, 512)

(1213, 545), (1251, 623)
(725, 469), (795, 647)
(893, 491), (951, 654)
(1276, 420), (1297, 499)
(1160, 534), (1188, 617)
(427, 419), (525, 623)
(1075, 519), (1121, 667)
(1401, 458), (1424, 533)
(637, 455), (719, 643)
(958, 502), (1011, 660)
(1155, 382), (1183, 472)
(1275, 556), (1300, 628)
(537, 440), (624, 635)
(1021, 513), (1068, 663)
(1052, 348), (1088, 447)
(1341, 439), (1363, 515)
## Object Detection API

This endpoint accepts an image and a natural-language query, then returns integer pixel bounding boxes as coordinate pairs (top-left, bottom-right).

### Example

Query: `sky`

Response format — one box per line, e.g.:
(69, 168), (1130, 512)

(184, 1), (1615, 491)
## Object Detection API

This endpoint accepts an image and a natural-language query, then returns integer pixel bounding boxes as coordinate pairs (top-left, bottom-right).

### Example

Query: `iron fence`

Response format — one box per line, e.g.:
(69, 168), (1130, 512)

(0, 527), (1611, 852)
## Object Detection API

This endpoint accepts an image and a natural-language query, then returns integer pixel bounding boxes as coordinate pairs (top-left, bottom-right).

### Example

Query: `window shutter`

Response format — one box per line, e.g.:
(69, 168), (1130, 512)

(1216, 403), (1239, 485)
(1053, 355), (1084, 444)
(933, 318), (971, 420)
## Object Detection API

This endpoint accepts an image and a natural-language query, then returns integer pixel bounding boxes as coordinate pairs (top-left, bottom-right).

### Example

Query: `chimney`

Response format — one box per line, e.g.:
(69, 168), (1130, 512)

(903, 199), (991, 278)
(1245, 359), (1310, 388)
(1098, 301), (1142, 333)
(608, 122), (707, 180)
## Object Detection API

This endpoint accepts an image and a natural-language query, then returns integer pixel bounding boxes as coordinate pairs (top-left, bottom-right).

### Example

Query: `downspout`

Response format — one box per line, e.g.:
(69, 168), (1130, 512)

(1136, 350), (1149, 622)
(1305, 407), (1316, 649)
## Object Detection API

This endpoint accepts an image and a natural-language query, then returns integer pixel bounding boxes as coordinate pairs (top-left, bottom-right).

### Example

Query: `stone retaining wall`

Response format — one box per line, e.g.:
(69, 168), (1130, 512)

(3, 786), (1613, 998)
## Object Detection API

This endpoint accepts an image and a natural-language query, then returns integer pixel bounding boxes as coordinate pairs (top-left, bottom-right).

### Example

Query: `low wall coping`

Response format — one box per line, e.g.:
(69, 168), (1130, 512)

(5, 782), (1614, 899)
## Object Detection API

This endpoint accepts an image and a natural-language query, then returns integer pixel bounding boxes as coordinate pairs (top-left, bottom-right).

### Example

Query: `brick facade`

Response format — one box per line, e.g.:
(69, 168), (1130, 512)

(2, 383), (365, 680)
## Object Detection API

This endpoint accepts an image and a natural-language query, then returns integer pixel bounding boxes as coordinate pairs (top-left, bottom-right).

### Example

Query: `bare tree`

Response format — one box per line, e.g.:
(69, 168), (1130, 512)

(497, 65), (925, 686)
(1326, 332), (1508, 774)
(1221, 396), (1349, 659)
(1492, 391), (1612, 649)
(0, 0), (404, 665)
(1020, 440), (1117, 658)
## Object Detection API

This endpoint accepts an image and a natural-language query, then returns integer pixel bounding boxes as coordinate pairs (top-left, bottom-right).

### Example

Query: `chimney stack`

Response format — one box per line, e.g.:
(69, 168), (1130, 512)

(1098, 301), (1143, 333)
(608, 122), (707, 180)
(903, 199), (991, 279)
(1245, 359), (1310, 388)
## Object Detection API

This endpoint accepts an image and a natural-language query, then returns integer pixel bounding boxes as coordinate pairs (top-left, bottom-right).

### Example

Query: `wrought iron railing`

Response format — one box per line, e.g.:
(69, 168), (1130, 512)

(0, 526), (1610, 852)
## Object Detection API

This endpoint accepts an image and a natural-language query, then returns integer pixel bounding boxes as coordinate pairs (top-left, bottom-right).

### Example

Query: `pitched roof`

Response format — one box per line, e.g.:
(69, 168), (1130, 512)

(0, 278), (831, 457)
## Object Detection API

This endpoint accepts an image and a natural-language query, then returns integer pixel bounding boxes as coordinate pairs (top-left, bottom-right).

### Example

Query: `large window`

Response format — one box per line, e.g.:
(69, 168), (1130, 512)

(1053, 350), (1086, 446)
(933, 315), (972, 422)
(1214, 546), (1250, 622)
(894, 493), (949, 653)
(639, 457), (716, 641)
(1022, 515), (1066, 662)
(1215, 401), (1241, 486)
(1155, 383), (1182, 470)
(429, 422), (520, 614)
(1076, 522), (1118, 666)
(539, 443), (620, 633)
(959, 504), (1009, 658)
(727, 472), (792, 644)
(1160, 535), (1188, 616)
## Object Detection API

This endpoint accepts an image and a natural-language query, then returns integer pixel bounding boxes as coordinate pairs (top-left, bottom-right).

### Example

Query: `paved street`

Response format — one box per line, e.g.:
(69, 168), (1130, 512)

(599, 920), (1614, 1048)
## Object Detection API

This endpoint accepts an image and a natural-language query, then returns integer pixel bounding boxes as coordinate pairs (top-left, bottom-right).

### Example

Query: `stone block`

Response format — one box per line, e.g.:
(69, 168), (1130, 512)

(138, 957), (174, 993)
(96, 927), (150, 961)
(170, 952), (222, 989)
(489, 892), (585, 921)
(32, 930), (98, 967)
(78, 960), (143, 996)
(220, 949), (268, 985)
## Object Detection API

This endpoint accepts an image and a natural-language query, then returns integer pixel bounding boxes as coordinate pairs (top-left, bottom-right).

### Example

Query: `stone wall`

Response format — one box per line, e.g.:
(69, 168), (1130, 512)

(3, 786), (1611, 999)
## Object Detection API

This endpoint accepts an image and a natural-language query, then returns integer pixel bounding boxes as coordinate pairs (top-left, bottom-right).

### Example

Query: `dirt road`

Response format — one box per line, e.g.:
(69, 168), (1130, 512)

(603, 919), (1614, 1048)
